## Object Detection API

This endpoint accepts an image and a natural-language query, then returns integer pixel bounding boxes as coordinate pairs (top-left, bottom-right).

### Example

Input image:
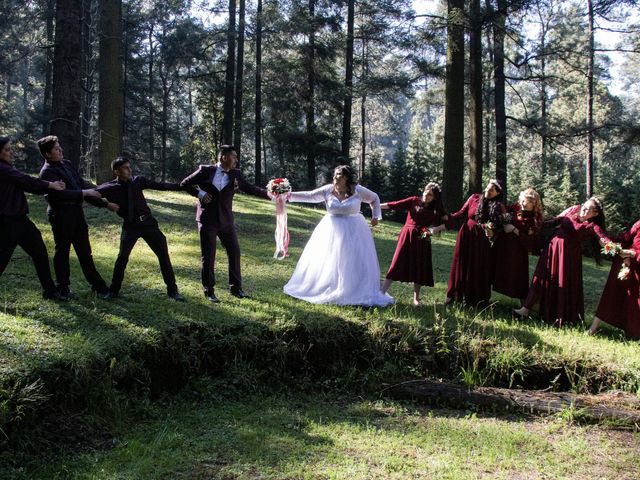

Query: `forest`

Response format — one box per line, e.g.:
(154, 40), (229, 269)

(1, 0), (640, 229)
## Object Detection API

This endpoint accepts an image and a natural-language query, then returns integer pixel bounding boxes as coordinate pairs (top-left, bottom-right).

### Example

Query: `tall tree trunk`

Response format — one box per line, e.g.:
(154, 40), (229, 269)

(234, 0), (245, 164)
(254, 0), (263, 185)
(148, 26), (155, 166)
(304, 0), (316, 188)
(586, 0), (594, 198)
(97, 0), (123, 183)
(121, 1), (128, 143)
(442, 0), (465, 211)
(80, 0), (93, 162)
(222, 0), (236, 145)
(359, 39), (368, 179)
(43, 0), (55, 136)
(52, 0), (83, 168)
(468, 0), (483, 195)
(341, 0), (355, 162)
(483, 23), (493, 171)
(493, 0), (508, 198)
(538, 6), (549, 177)
(160, 78), (169, 182)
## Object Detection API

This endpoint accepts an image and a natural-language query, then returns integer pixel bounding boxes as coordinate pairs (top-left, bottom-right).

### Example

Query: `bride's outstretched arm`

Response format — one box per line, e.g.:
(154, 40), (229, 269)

(357, 185), (383, 220)
(288, 184), (332, 203)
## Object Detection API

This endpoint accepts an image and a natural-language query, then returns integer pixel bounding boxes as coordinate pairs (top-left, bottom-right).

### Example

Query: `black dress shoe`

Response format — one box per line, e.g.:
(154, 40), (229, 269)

(204, 290), (220, 303)
(43, 290), (67, 301)
(58, 286), (72, 300)
(102, 291), (119, 300)
(230, 287), (248, 299)
(168, 292), (185, 302)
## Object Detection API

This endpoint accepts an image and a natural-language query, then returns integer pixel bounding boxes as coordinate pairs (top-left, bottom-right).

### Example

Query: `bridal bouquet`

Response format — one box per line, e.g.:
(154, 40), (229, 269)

(266, 178), (292, 260)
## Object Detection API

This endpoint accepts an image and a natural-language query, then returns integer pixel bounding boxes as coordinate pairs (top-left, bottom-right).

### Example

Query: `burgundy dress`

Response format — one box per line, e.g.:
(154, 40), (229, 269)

(595, 220), (640, 337)
(493, 205), (540, 299)
(385, 196), (446, 286)
(447, 193), (501, 306)
(523, 205), (609, 326)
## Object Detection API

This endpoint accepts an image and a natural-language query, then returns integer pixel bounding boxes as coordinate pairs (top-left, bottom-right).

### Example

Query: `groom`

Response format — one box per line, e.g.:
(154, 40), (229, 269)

(180, 145), (269, 302)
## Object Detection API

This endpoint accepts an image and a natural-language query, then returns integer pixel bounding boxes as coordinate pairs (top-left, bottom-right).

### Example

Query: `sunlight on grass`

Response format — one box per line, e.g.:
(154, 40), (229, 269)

(15, 393), (639, 479)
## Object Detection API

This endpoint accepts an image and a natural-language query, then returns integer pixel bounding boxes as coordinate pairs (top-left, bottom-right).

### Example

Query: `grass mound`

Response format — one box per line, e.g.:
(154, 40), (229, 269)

(1, 191), (638, 450)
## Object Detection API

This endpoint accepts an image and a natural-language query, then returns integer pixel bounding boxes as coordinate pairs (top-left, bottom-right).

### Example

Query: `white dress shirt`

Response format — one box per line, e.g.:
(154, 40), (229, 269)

(212, 162), (231, 191)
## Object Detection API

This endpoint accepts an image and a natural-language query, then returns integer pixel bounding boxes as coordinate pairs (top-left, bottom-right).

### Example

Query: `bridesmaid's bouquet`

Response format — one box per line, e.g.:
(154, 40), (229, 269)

(266, 178), (292, 260)
(481, 222), (496, 245)
(601, 241), (631, 281)
(419, 227), (432, 239)
(601, 241), (622, 257)
(618, 264), (631, 281)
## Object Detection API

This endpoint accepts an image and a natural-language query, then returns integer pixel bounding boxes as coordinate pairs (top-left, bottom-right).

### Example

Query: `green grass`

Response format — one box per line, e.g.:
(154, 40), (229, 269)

(6, 387), (639, 479)
(1, 191), (639, 449)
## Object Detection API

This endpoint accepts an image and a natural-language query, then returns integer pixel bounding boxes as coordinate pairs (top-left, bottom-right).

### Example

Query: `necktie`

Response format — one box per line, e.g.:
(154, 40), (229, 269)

(127, 181), (135, 223)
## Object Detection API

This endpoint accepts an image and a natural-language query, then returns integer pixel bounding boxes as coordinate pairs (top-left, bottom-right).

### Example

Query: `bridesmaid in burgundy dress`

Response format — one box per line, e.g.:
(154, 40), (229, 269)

(446, 179), (506, 307)
(589, 220), (640, 337)
(493, 187), (543, 302)
(380, 182), (448, 306)
(514, 197), (610, 327)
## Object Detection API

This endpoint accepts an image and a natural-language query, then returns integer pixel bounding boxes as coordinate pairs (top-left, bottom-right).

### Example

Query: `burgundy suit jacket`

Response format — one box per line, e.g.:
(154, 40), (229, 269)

(180, 165), (269, 227)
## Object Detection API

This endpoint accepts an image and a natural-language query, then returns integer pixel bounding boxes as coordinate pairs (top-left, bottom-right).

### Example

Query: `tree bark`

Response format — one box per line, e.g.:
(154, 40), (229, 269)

(304, 0), (317, 188)
(97, 0), (123, 183)
(493, 0), (508, 198)
(222, 0), (236, 146)
(80, 0), (94, 162)
(148, 26), (155, 166)
(359, 39), (368, 180)
(468, 0), (483, 195)
(51, 0), (84, 168)
(538, 4), (549, 177)
(341, 0), (355, 163)
(442, 0), (465, 211)
(234, 0), (245, 164)
(254, 0), (263, 185)
(43, 0), (55, 136)
(586, 0), (594, 198)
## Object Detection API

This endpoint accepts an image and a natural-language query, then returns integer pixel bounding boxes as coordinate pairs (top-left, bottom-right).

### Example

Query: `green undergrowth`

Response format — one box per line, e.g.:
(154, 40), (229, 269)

(1, 192), (639, 451)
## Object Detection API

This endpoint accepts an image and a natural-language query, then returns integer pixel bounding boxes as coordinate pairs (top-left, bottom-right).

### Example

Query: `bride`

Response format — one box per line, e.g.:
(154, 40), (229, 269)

(283, 165), (394, 307)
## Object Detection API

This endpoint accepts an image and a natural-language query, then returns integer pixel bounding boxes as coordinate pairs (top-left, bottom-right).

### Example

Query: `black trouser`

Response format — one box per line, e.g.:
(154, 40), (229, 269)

(198, 222), (241, 292)
(110, 217), (178, 295)
(49, 206), (108, 293)
(0, 214), (57, 294)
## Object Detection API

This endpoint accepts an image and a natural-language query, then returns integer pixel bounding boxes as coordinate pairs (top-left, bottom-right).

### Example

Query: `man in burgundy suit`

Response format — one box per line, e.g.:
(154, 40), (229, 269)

(180, 145), (269, 302)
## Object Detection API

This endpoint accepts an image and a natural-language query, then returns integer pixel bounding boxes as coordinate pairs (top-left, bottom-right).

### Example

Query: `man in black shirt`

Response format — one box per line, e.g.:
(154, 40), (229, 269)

(0, 136), (66, 300)
(96, 157), (185, 301)
(38, 135), (117, 299)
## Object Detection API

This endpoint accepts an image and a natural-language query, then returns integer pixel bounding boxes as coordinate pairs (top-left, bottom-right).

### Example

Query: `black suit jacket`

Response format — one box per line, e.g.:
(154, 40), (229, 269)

(39, 159), (105, 212)
(180, 165), (269, 227)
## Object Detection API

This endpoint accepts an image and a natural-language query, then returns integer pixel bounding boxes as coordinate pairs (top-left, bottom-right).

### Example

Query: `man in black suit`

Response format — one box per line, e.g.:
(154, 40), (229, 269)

(0, 136), (66, 300)
(37, 135), (117, 299)
(96, 157), (185, 301)
(180, 145), (269, 302)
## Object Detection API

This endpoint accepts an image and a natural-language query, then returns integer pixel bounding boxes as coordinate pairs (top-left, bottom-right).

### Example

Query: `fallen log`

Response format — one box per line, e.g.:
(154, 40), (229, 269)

(381, 379), (640, 428)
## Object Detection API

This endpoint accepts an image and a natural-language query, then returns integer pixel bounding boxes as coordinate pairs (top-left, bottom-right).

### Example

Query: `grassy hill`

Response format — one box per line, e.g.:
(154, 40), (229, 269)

(1, 191), (639, 449)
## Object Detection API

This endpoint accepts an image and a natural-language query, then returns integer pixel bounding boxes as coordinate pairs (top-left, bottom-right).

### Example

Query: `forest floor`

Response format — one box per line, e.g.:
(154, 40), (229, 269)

(1, 191), (639, 479)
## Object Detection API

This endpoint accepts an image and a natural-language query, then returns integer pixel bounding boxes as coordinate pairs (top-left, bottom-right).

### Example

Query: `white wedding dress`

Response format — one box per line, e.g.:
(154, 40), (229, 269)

(283, 184), (394, 307)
